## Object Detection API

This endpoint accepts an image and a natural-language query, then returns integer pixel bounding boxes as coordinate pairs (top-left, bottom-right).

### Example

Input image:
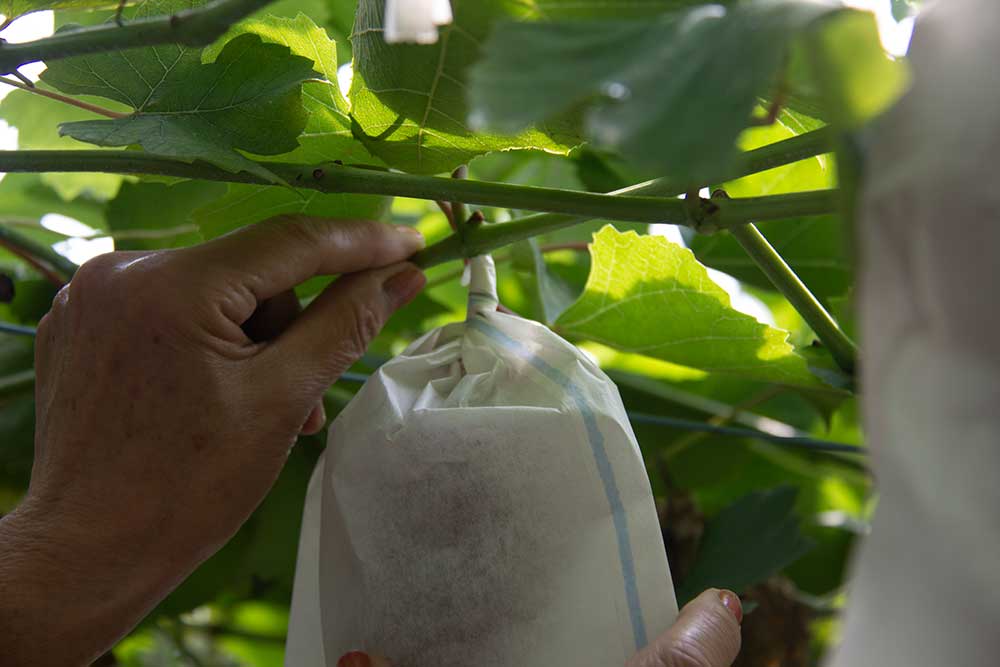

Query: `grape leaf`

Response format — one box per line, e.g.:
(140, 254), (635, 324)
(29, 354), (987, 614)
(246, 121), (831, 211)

(890, 0), (920, 22)
(0, 173), (107, 230)
(193, 182), (391, 240)
(207, 12), (380, 166)
(349, 0), (580, 174)
(805, 10), (911, 128)
(0, 88), (127, 200)
(322, 0), (356, 64)
(676, 486), (814, 604)
(556, 227), (822, 386)
(44, 22), (316, 183)
(509, 238), (579, 325)
(105, 180), (226, 251)
(470, 1), (901, 181)
(41, 0), (205, 107)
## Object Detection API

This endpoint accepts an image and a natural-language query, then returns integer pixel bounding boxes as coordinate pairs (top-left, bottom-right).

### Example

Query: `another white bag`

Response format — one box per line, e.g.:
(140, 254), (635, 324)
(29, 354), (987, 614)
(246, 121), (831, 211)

(286, 256), (677, 666)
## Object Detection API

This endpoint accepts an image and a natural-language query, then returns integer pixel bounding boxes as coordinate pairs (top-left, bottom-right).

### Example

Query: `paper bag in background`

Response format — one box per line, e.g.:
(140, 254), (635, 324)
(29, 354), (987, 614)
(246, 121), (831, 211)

(286, 256), (677, 666)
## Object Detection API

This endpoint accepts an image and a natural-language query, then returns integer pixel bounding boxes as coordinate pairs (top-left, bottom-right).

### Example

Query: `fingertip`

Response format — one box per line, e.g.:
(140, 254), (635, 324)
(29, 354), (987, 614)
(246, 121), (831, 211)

(299, 402), (326, 435)
(717, 589), (743, 625)
(382, 264), (426, 309)
(393, 224), (425, 251)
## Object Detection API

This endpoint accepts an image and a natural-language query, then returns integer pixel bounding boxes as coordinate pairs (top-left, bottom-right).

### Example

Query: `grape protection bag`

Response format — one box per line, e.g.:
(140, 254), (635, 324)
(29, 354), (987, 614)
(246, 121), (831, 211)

(285, 256), (677, 666)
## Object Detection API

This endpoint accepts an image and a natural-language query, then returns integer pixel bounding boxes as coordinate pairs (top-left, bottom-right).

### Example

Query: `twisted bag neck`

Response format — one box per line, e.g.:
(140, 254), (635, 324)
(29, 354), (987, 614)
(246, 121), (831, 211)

(466, 255), (498, 320)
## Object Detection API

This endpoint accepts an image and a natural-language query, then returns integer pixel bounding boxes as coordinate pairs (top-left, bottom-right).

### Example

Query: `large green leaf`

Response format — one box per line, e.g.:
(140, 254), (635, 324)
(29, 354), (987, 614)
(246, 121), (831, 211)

(105, 180), (226, 251)
(555, 226), (821, 386)
(676, 486), (815, 603)
(0, 89), (126, 200)
(208, 12), (379, 166)
(349, 0), (580, 174)
(41, 0), (205, 107)
(192, 182), (391, 240)
(507, 239), (579, 325)
(43, 4), (316, 182)
(322, 0), (356, 63)
(0, 173), (107, 230)
(470, 1), (900, 181)
(803, 10), (910, 128)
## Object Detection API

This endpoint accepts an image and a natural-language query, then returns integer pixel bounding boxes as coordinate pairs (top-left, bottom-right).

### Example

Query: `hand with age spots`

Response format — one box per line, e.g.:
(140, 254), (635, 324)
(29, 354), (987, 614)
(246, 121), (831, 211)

(336, 588), (743, 667)
(0, 217), (427, 667)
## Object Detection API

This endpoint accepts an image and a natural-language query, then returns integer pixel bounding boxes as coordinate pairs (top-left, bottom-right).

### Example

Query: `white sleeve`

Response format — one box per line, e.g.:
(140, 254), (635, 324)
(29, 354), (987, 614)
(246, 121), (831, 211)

(829, 2), (1000, 666)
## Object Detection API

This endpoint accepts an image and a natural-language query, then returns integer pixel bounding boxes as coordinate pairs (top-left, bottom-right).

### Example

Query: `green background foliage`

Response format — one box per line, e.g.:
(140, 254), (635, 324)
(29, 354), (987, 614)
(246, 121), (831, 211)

(0, 0), (896, 663)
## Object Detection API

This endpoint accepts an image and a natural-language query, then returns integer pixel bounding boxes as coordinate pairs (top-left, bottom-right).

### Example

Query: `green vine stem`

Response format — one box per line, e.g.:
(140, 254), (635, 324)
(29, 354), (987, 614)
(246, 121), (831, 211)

(0, 222), (78, 283)
(414, 127), (834, 263)
(0, 148), (839, 259)
(0, 0), (276, 75)
(728, 223), (857, 374)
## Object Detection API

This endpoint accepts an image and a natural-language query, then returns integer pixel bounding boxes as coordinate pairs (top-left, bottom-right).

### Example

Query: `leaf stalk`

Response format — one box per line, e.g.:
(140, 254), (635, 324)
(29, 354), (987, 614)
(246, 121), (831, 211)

(0, 76), (126, 118)
(728, 223), (857, 374)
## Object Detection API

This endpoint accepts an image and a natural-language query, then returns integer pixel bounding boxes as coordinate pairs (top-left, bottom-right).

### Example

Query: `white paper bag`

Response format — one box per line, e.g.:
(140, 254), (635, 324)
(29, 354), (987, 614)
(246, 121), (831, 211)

(286, 256), (677, 666)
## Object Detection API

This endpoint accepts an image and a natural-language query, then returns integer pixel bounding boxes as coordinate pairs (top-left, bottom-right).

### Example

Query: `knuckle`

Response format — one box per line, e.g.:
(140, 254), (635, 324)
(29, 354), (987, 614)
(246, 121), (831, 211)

(35, 312), (54, 338)
(331, 219), (383, 251)
(70, 253), (116, 293)
(270, 214), (323, 245)
(347, 299), (384, 354)
(661, 643), (713, 667)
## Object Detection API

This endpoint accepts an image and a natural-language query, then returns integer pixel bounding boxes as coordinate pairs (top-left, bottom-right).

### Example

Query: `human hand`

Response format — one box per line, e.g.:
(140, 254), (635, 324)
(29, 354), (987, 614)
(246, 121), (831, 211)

(627, 589), (743, 667)
(0, 217), (426, 667)
(332, 588), (742, 667)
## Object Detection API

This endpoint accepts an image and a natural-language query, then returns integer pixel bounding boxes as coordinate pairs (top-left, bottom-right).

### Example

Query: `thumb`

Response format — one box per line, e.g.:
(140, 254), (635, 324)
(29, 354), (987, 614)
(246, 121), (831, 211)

(628, 589), (742, 667)
(257, 261), (425, 399)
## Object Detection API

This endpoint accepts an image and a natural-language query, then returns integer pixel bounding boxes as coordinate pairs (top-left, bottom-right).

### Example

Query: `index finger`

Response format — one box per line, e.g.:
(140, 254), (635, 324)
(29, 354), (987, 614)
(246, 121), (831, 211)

(181, 216), (425, 303)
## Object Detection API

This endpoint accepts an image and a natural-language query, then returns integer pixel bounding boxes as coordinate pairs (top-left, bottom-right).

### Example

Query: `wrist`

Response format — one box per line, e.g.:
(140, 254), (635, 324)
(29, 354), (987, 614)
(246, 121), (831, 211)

(0, 495), (181, 666)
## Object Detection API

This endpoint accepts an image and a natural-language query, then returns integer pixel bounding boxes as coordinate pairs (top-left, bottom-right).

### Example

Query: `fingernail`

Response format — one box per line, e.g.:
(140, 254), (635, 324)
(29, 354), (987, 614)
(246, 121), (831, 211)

(718, 590), (743, 625)
(394, 224), (426, 250)
(383, 266), (426, 308)
(337, 651), (372, 667)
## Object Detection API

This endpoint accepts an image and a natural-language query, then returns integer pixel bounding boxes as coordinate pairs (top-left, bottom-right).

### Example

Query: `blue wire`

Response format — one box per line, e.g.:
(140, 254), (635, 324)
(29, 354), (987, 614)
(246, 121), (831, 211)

(628, 412), (866, 455)
(0, 321), (37, 337)
(334, 371), (864, 456)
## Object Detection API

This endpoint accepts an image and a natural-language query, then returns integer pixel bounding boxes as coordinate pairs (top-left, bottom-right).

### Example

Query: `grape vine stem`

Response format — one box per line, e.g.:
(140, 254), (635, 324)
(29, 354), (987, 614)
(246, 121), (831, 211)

(0, 0), (278, 75)
(729, 223), (857, 374)
(0, 137), (838, 265)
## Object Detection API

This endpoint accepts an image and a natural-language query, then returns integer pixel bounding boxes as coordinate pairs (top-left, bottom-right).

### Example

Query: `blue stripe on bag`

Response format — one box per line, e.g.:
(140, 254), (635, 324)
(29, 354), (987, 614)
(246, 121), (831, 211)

(467, 317), (648, 650)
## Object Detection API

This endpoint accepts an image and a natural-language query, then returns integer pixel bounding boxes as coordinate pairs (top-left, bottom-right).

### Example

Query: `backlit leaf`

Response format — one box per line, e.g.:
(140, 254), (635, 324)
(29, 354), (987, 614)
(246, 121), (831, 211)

(43, 7), (316, 182)
(349, 0), (580, 174)
(0, 89), (127, 200)
(193, 182), (391, 240)
(556, 226), (822, 386)
(207, 12), (380, 166)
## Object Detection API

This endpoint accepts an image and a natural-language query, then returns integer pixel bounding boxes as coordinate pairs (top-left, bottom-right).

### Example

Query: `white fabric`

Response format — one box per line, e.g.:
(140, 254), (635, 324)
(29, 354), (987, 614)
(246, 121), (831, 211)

(285, 256), (677, 666)
(827, 1), (1000, 666)
(384, 0), (453, 44)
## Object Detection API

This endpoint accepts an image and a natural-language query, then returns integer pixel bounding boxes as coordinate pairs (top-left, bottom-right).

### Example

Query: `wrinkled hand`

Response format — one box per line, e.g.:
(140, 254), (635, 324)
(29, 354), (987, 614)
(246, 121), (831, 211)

(0, 217), (426, 667)
(335, 588), (743, 667)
